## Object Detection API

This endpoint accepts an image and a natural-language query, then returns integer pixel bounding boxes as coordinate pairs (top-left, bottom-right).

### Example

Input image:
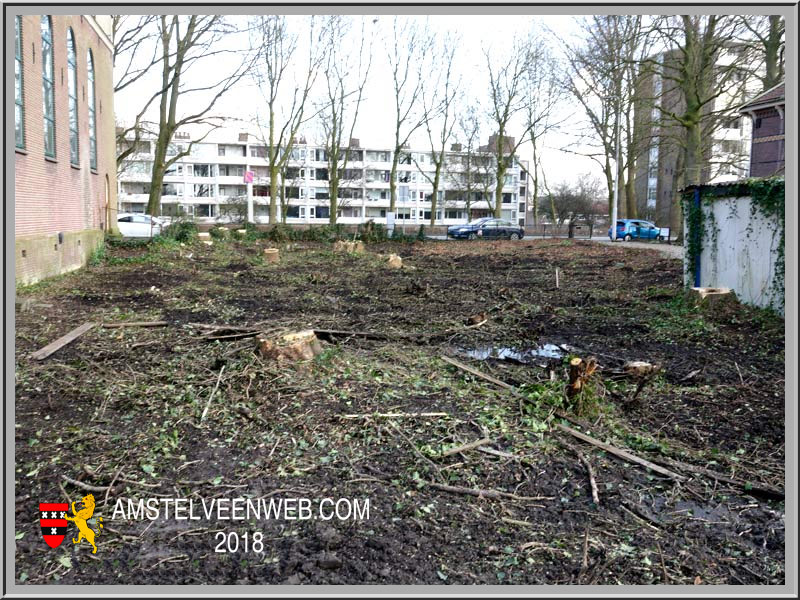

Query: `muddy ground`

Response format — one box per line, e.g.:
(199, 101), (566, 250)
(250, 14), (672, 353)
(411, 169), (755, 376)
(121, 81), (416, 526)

(14, 237), (785, 586)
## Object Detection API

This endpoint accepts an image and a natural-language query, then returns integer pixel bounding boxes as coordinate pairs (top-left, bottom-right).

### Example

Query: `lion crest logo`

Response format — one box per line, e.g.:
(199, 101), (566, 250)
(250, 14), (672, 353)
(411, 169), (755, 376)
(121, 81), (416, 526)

(41, 494), (103, 553)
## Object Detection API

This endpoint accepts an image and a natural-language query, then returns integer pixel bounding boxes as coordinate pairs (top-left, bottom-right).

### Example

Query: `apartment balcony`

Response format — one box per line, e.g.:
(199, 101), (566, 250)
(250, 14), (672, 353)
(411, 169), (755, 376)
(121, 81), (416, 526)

(215, 175), (248, 185)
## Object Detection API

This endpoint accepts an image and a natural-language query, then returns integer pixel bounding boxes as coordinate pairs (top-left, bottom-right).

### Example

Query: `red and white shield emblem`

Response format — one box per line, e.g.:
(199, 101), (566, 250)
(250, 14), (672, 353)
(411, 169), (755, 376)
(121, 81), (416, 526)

(39, 503), (69, 548)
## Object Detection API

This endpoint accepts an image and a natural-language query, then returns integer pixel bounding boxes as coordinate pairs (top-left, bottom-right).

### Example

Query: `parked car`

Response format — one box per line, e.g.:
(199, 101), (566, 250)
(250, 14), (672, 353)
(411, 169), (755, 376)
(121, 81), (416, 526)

(608, 219), (663, 241)
(447, 218), (525, 240)
(117, 213), (164, 238)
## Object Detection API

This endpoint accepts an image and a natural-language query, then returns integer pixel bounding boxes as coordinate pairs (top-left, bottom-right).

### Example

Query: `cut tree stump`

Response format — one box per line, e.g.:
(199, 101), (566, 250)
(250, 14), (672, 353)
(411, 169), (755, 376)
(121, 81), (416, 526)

(263, 248), (280, 263)
(386, 254), (403, 269)
(688, 287), (737, 310)
(256, 330), (323, 362)
(567, 357), (597, 398)
(333, 240), (365, 254)
(198, 232), (211, 240)
(236, 229), (247, 235)
(623, 361), (659, 378)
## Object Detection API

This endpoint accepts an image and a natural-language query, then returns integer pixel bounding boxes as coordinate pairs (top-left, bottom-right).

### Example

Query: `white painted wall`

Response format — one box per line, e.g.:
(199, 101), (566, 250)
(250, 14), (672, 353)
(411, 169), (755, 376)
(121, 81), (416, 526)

(689, 195), (783, 313)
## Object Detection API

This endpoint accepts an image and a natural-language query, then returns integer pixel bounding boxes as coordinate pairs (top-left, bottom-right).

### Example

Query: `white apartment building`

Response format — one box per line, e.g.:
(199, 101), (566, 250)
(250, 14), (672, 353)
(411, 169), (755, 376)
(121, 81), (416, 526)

(117, 130), (530, 227)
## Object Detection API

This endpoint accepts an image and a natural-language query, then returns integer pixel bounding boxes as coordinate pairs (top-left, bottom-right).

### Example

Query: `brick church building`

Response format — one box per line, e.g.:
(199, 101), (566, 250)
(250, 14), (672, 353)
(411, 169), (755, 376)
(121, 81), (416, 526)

(14, 14), (117, 284)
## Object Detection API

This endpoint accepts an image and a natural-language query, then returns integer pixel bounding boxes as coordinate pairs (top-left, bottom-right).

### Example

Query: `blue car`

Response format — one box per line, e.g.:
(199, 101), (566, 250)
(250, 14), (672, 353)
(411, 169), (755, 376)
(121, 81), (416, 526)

(608, 219), (663, 241)
(447, 218), (525, 240)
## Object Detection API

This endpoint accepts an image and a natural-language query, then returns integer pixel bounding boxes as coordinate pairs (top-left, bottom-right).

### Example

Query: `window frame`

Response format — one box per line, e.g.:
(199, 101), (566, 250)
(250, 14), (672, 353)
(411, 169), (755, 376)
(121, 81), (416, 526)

(15, 15), (25, 149)
(41, 16), (55, 158)
(87, 49), (97, 170)
(67, 28), (79, 165)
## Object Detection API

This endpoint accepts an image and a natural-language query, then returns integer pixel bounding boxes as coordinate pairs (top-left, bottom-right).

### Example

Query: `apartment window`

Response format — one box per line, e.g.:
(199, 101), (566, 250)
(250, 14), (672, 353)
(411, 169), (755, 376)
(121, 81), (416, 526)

(162, 183), (183, 196)
(196, 204), (215, 217)
(165, 163), (183, 176)
(194, 184), (212, 197)
(724, 117), (741, 130)
(192, 164), (213, 177)
(128, 161), (152, 175)
(15, 16), (24, 148)
(250, 145), (267, 158)
(315, 149), (327, 162)
(166, 143), (184, 156)
(87, 50), (97, 169)
(286, 206), (300, 218)
(67, 29), (79, 165)
(218, 164), (245, 177)
(41, 16), (55, 158)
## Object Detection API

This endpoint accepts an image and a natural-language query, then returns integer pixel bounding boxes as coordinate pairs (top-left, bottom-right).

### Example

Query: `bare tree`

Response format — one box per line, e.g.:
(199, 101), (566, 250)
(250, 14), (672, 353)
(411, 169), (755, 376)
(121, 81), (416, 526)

(523, 30), (565, 225)
(250, 16), (324, 225)
(448, 105), (485, 221)
(644, 16), (749, 233)
(484, 34), (544, 218)
(144, 16), (256, 216)
(560, 16), (646, 223)
(112, 16), (162, 168)
(386, 17), (434, 215)
(416, 33), (461, 226)
(737, 15), (785, 91)
(316, 16), (373, 225)
(540, 173), (602, 226)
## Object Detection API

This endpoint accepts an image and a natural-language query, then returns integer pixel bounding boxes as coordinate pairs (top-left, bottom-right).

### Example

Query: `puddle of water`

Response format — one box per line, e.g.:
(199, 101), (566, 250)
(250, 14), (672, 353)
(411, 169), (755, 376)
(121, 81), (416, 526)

(461, 344), (564, 363)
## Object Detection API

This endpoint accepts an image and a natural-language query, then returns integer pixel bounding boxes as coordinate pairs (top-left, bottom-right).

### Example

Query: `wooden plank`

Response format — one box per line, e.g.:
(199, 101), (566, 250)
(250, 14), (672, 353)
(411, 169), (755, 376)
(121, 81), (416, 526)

(30, 323), (97, 360)
(555, 423), (686, 481)
(101, 321), (168, 328)
(440, 355), (525, 397)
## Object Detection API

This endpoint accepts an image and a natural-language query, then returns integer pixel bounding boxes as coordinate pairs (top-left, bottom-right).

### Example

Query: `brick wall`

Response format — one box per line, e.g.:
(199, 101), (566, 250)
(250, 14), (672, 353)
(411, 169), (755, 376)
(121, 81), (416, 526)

(14, 15), (117, 284)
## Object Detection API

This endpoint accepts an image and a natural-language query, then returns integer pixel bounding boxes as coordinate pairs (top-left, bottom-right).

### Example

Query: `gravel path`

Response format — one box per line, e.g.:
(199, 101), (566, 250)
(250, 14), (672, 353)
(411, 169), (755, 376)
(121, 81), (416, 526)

(590, 238), (684, 259)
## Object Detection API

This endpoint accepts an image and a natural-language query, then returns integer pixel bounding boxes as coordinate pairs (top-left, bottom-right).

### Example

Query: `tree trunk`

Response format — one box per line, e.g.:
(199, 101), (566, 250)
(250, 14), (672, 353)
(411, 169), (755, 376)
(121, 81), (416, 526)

(329, 180), (338, 225)
(494, 162), (506, 218)
(147, 137), (170, 216)
(389, 152), (399, 213)
(764, 16), (783, 90)
(429, 162), (441, 227)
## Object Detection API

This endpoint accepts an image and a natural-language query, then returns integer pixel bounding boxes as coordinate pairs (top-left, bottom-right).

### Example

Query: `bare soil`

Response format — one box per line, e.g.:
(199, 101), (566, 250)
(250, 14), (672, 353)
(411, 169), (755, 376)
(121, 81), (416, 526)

(14, 238), (784, 585)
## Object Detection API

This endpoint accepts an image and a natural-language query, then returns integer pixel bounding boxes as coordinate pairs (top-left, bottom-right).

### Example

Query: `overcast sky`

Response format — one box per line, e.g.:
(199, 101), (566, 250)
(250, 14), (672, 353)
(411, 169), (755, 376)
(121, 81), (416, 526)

(113, 14), (610, 187)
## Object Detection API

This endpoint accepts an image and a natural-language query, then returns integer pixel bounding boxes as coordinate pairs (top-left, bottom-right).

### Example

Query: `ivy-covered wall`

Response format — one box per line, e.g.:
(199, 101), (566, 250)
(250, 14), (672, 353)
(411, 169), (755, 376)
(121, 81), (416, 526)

(682, 177), (784, 314)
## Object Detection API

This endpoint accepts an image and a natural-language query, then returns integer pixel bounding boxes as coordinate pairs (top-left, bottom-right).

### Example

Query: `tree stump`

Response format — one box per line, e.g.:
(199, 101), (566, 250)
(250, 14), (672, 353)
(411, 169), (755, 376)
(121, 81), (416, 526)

(198, 232), (211, 241)
(333, 240), (364, 254)
(623, 361), (659, 378)
(566, 356), (597, 398)
(386, 254), (403, 269)
(688, 287), (737, 310)
(263, 248), (280, 263)
(256, 330), (323, 362)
